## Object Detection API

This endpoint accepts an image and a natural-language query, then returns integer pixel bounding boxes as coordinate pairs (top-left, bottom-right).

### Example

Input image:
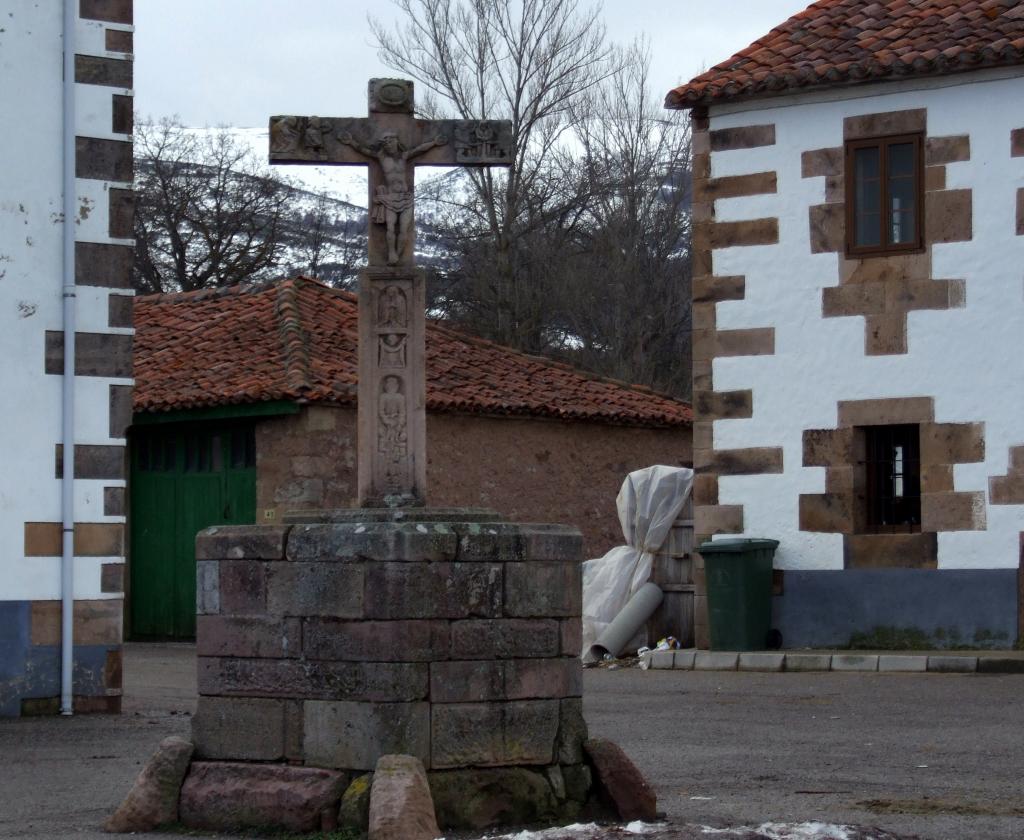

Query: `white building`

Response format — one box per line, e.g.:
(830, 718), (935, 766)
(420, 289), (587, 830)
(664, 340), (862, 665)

(0, 0), (133, 715)
(667, 0), (1024, 649)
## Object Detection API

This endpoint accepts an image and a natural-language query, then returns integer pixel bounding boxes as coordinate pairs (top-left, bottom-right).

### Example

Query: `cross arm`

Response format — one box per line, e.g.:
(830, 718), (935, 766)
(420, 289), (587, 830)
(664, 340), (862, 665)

(269, 115), (379, 165)
(411, 119), (514, 168)
(269, 115), (514, 169)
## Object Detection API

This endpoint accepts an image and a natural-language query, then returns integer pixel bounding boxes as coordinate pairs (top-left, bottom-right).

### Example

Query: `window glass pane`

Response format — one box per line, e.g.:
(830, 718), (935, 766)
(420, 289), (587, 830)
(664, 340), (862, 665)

(890, 176), (915, 214)
(857, 173), (881, 214)
(245, 428), (256, 468)
(856, 212), (881, 247)
(891, 209), (915, 245)
(184, 435), (197, 472)
(854, 147), (881, 247)
(229, 427), (256, 469)
(888, 142), (914, 177)
(163, 437), (176, 472)
(211, 434), (223, 472)
(855, 146), (880, 181)
(892, 445), (904, 497)
(889, 175), (916, 244)
(231, 431), (245, 469)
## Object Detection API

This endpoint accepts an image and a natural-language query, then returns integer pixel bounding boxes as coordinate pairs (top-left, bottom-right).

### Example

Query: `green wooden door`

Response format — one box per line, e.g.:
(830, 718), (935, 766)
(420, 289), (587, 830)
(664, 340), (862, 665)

(129, 424), (257, 639)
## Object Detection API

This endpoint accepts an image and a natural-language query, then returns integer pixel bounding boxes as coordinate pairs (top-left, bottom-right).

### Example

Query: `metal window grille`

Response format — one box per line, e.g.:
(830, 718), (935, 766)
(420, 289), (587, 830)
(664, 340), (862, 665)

(865, 424), (921, 533)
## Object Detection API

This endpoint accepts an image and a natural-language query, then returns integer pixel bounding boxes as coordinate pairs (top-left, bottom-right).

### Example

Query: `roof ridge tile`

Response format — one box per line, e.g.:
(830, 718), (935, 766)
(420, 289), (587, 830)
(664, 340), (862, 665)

(274, 278), (313, 396)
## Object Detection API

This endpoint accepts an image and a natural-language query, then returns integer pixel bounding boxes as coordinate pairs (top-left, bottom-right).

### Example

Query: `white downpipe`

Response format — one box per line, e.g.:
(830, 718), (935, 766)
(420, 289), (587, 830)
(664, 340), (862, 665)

(60, 0), (77, 716)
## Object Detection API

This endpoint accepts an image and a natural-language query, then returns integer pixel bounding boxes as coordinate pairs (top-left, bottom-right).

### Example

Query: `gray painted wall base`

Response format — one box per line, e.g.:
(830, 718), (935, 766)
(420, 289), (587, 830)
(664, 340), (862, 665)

(0, 600), (115, 717)
(772, 569), (1019, 650)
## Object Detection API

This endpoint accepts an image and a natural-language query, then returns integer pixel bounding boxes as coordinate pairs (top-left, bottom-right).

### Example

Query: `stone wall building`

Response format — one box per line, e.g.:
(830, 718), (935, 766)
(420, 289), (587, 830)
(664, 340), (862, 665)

(0, 0), (134, 716)
(131, 278), (692, 639)
(667, 0), (1024, 648)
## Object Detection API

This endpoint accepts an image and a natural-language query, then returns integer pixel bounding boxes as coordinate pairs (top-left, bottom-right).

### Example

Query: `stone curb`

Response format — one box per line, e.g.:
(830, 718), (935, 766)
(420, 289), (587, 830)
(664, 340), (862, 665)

(639, 649), (1021, 674)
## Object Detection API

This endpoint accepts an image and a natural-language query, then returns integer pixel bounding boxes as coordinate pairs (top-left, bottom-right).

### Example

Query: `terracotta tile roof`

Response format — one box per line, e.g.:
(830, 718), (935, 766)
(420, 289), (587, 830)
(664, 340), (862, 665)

(666, 0), (1024, 109)
(134, 277), (692, 428)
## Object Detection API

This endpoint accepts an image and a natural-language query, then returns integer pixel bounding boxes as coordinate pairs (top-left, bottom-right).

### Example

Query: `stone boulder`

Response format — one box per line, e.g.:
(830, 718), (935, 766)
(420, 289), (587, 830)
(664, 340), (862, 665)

(562, 763), (593, 804)
(179, 761), (348, 832)
(584, 737), (657, 821)
(368, 755), (440, 840)
(338, 772), (373, 833)
(105, 736), (194, 833)
(429, 766), (560, 830)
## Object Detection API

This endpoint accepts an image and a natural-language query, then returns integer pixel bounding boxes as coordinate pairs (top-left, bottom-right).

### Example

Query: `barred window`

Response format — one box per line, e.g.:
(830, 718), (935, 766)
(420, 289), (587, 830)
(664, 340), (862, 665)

(863, 424), (921, 533)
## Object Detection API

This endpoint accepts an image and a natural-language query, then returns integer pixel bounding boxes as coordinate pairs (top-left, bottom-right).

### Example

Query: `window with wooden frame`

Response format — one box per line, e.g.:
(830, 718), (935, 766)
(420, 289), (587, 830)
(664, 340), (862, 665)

(862, 424), (921, 533)
(845, 133), (924, 256)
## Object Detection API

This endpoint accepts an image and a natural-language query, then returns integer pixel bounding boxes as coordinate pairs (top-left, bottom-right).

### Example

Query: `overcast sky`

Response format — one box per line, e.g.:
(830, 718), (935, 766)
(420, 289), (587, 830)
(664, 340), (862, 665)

(134, 0), (812, 127)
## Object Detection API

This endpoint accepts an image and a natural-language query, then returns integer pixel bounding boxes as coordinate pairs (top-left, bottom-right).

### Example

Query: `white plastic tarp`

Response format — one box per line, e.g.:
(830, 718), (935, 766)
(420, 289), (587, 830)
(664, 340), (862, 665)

(581, 464), (694, 660)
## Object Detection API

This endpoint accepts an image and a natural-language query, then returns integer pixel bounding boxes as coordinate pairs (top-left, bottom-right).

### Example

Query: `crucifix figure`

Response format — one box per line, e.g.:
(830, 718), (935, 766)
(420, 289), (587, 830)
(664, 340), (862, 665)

(269, 79), (513, 507)
(338, 128), (446, 265)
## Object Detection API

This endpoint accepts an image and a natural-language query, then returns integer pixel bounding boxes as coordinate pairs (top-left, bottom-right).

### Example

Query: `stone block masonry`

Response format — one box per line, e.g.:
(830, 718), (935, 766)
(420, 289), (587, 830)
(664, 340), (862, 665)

(192, 512), (585, 774)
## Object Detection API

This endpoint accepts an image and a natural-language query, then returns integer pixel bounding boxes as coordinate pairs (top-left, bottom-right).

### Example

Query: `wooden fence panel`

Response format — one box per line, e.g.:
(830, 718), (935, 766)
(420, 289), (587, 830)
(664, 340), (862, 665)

(648, 496), (695, 647)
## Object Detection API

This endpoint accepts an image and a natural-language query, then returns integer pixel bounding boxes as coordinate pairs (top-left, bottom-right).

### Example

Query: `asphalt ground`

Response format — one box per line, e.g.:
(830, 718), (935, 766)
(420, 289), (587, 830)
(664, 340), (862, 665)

(0, 644), (198, 840)
(585, 667), (1024, 840)
(0, 645), (1021, 840)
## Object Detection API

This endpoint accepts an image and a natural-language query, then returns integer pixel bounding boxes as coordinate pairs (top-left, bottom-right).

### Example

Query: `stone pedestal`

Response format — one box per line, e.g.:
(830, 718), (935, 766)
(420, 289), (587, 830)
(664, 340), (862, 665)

(192, 509), (586, 785)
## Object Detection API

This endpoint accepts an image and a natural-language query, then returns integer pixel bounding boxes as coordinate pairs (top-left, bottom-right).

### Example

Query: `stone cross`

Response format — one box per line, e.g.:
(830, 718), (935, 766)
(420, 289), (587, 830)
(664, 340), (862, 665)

(269, 79), (513, 507)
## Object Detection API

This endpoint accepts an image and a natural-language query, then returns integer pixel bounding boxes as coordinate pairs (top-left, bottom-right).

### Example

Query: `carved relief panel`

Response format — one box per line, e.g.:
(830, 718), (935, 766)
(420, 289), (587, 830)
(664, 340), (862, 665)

(378, 374), (409, 492)
(454, 120), (513, 163)
(269, 115), (334, 159)
(361, 274), (421, 501)
(369, 78), (415, 114)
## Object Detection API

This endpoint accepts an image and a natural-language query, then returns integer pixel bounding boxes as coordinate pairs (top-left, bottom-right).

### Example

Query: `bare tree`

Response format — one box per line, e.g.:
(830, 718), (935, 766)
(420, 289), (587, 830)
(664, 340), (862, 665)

(133, 118), (290, 294)
(559, 41), (693, 398)
(403, 26), (694, 398)
(372, 0), (616, 349)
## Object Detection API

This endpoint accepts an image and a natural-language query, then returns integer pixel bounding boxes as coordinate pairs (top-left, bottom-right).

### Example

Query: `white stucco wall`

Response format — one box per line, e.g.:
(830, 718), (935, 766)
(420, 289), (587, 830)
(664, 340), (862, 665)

(705, 69), (1024, 571)
(0, 4), (132, 601)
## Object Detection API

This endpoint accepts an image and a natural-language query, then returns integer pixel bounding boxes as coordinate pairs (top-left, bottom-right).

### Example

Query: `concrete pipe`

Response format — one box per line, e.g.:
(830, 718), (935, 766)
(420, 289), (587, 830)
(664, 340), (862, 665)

(588, 582), (664, 661)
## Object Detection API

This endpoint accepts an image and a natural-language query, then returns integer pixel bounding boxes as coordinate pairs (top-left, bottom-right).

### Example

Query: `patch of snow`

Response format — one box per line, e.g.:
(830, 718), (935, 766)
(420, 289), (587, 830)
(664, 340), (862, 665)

(474, 823), (668, 840)
(759, 824), (854, 840)
(701, 824), (855, 840)
(624, 822), (665, 834)
(480, 824), (603, 840)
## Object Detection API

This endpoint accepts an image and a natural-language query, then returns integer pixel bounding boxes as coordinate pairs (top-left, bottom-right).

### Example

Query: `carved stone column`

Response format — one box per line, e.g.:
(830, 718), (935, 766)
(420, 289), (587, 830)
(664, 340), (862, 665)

(357, 268), (427, 506)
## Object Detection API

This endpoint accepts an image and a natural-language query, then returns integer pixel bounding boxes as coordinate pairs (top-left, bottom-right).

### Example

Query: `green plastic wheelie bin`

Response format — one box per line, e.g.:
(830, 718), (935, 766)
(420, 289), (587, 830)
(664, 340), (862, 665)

(699, 538), (779, 651)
